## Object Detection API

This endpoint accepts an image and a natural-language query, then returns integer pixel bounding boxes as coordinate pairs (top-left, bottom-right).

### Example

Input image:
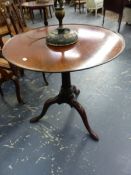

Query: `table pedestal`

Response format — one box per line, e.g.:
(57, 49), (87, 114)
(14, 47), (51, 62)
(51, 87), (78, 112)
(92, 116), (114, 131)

(30, 72), (99, 141)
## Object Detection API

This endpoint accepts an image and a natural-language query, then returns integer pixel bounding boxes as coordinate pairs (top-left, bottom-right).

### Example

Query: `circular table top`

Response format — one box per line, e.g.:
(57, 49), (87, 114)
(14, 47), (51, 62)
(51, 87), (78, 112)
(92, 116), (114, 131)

(2, 24), (125, 73)
(22, 1), (54, 8)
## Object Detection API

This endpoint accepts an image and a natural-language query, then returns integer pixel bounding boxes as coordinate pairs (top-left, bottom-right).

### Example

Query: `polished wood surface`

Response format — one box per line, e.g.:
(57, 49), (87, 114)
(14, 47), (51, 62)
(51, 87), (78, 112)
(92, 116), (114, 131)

(2, 24), (125, 73)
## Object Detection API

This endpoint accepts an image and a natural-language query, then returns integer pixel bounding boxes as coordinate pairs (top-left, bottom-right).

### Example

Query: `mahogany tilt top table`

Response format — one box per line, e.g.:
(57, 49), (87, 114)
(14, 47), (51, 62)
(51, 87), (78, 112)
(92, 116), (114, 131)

(2, 24), (125, 141)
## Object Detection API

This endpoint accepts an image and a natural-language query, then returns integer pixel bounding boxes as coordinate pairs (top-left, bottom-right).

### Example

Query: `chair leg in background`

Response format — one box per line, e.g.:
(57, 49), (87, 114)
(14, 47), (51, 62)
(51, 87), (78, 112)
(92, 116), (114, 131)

(42, 72), (48, 85)
(12, 78), (24, 104)
(0, 85), (4, 97)
(102, 10), (105, 26)
(118, 14), (123, 32)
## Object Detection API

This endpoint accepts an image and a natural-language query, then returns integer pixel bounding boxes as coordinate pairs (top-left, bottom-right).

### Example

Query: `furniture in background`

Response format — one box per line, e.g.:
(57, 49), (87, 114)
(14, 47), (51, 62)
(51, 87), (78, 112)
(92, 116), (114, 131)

(102, 0), (130, 32)
(0, 3), (24, 103)
(0, 37), (23, 103)
(0, 1), (29, 77)
(0, 3), (13, 38)
(2, 24), (125, 140)
(0, 1), (29, 35)
(22, 0), (54, 25)
(74, 0), (86, 13)
(123, 4), (131, 25)
(86, 0), (103, 16)
(0, 1), (48, 84)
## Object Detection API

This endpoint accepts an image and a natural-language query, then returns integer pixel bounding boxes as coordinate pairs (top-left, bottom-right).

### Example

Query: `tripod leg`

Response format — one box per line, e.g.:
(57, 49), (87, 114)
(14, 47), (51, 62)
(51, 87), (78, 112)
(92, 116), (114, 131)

(69, 99), (99, 141)
(30, 95), (59, 123)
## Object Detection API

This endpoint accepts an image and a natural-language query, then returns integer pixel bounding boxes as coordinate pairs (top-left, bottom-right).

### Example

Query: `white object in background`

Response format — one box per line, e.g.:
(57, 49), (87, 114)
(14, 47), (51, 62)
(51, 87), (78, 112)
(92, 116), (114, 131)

(123, 7), (131, 25)
(86, 0), (103, 16)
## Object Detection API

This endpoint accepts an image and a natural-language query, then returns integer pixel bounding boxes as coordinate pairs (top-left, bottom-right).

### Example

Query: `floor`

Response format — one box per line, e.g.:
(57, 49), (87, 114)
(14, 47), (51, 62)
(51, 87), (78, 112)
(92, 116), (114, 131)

(0, 5), (131, 175)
